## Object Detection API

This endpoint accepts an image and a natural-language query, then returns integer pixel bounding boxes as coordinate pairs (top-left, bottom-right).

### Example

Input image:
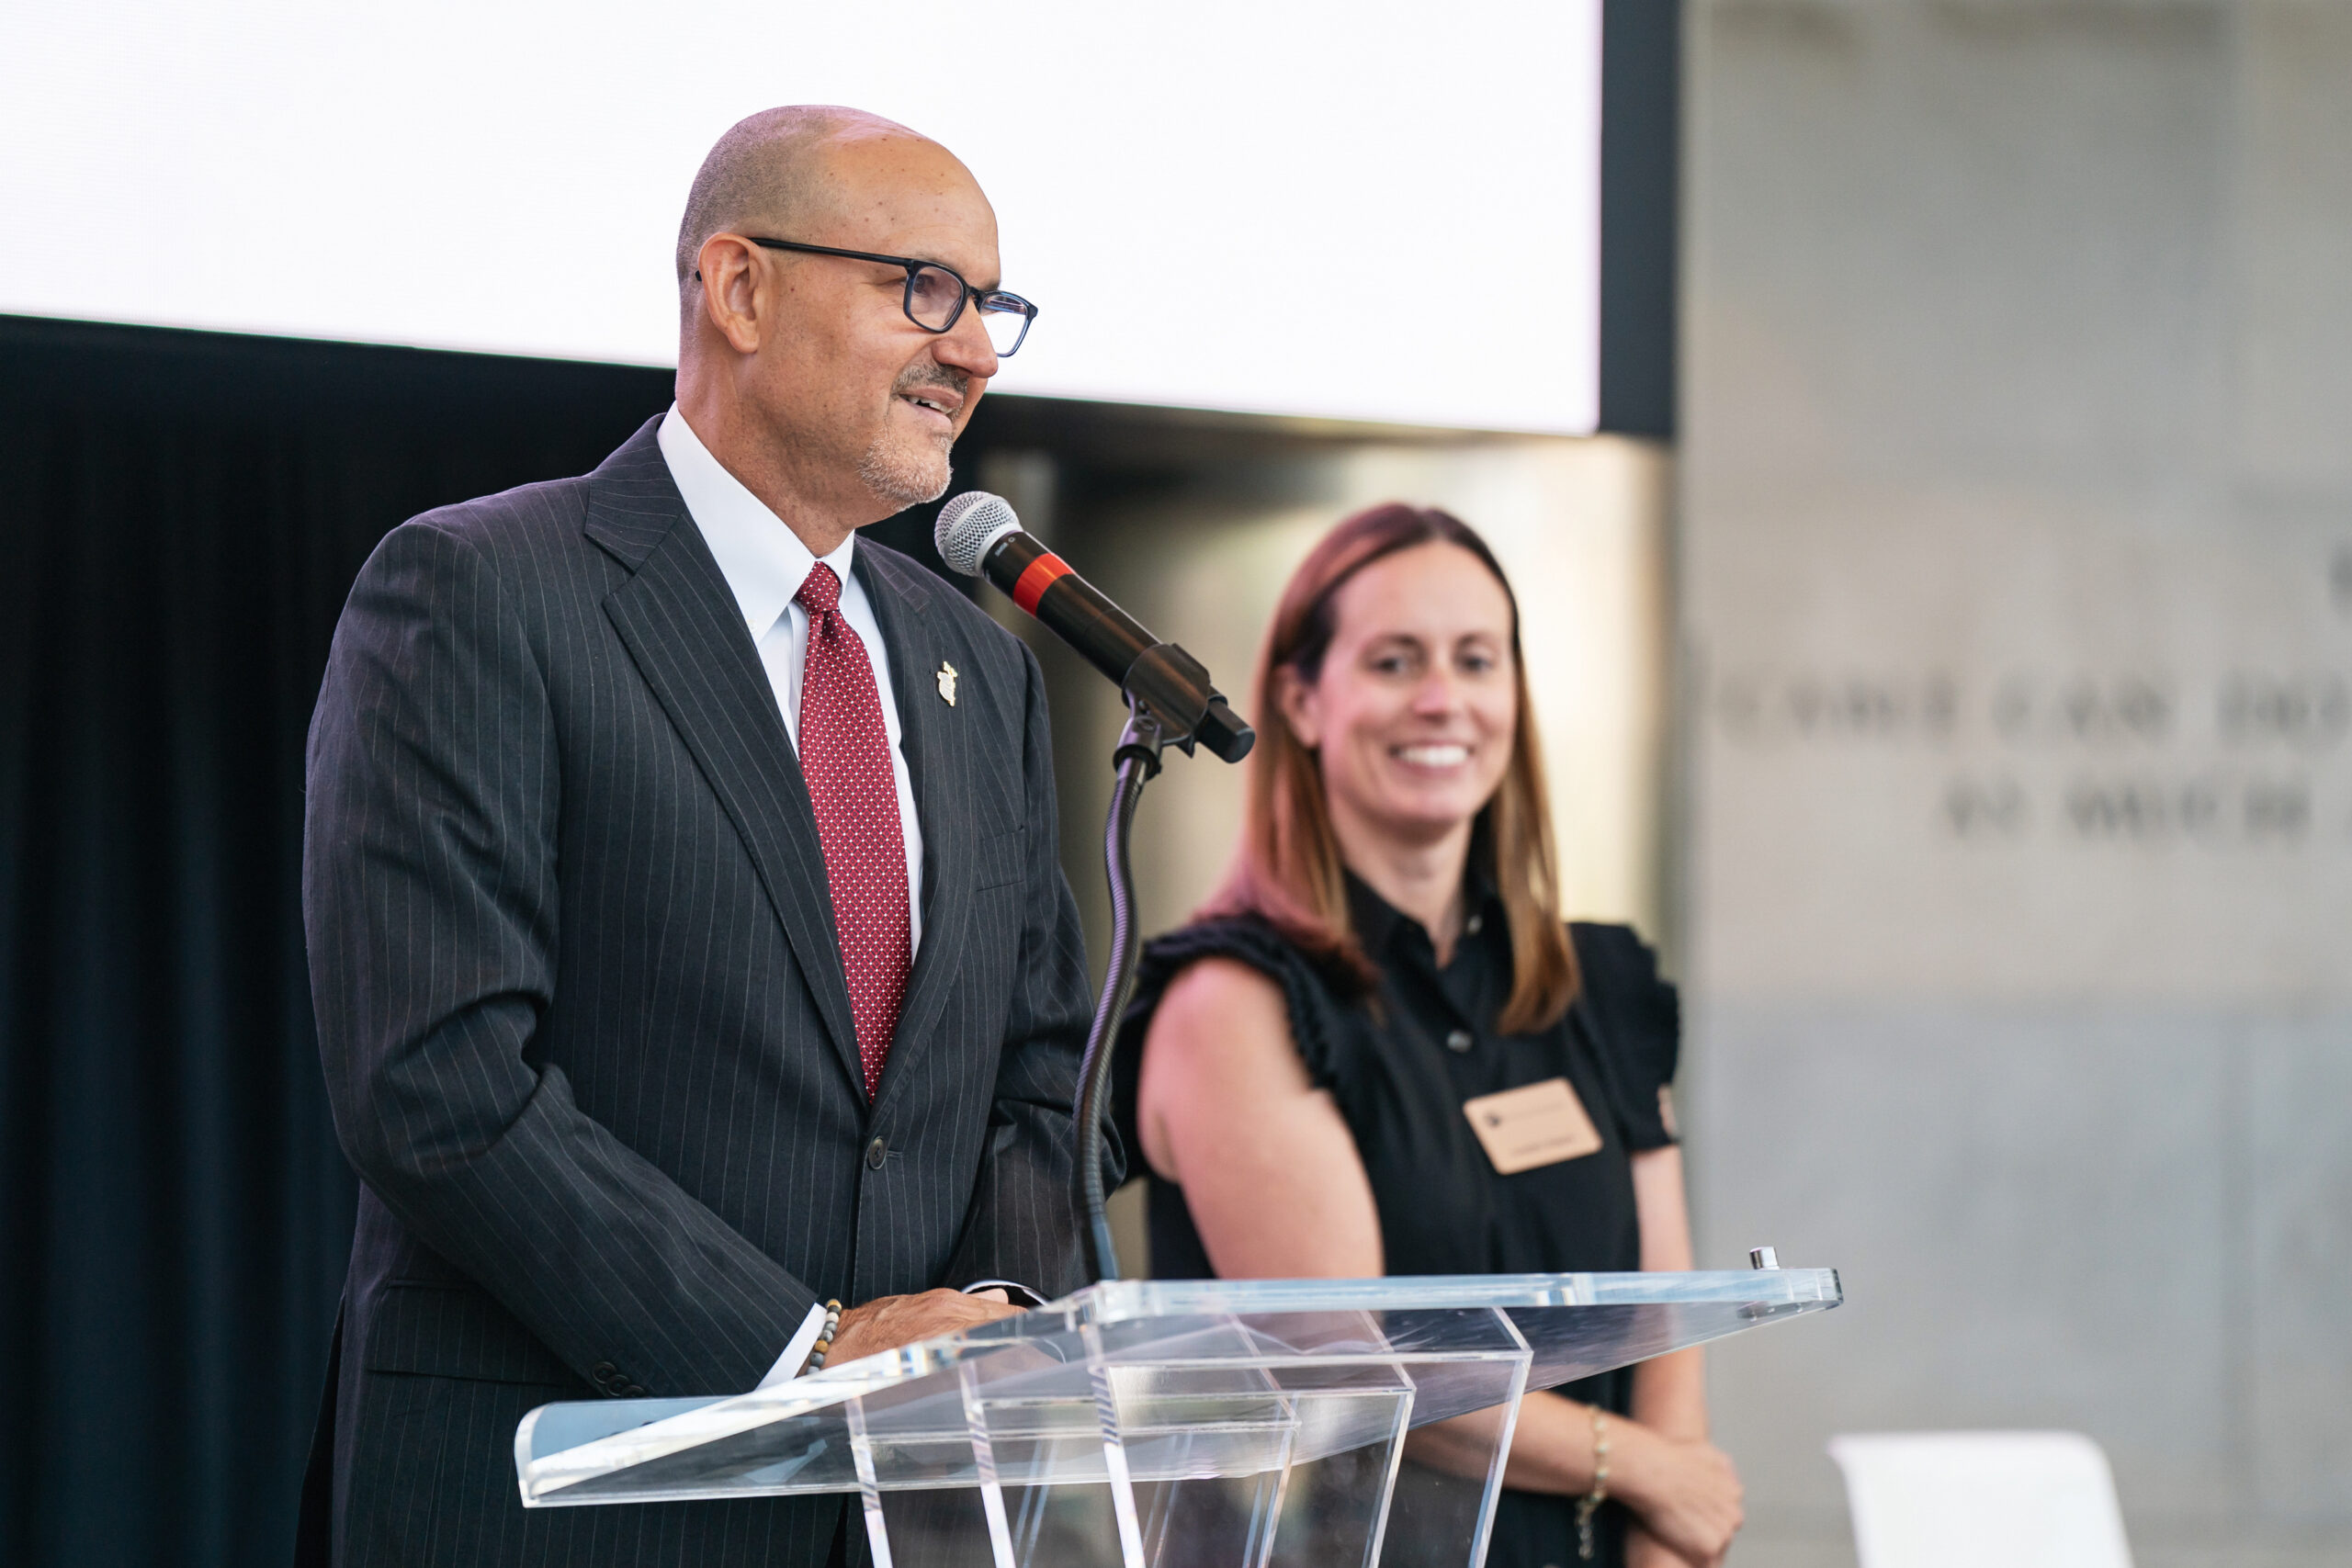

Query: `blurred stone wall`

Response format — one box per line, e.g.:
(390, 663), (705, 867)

(1681, 3), (2352, 1563)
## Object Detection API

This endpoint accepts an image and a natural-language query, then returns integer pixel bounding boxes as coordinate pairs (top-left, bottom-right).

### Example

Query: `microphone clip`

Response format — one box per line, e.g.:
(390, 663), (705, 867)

(1120, 642), (1215, 767)
(1123, 642), (1254, 765)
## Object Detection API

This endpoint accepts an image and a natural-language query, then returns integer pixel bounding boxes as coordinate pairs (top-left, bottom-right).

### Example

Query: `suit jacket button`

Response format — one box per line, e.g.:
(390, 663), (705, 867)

(865, 1136), (888, 1170)
(593, 1360), (618, 1383)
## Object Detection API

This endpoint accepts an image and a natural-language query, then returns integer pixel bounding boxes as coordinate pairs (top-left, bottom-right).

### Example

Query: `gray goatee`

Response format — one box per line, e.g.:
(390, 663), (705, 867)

(860, 365), (968, 508)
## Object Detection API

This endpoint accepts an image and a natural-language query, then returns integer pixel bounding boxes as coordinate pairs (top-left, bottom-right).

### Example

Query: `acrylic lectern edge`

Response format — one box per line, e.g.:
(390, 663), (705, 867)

(513, 1268), (1841, 1505)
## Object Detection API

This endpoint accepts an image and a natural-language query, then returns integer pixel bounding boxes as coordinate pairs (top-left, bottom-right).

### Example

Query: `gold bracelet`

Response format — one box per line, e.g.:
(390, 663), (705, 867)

(1574, 1406), (1610, 1562)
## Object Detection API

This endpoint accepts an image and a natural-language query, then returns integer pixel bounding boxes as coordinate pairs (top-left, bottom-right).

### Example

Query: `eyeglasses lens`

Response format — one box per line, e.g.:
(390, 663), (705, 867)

(978, 299), (1032, 357)
(905, 266), (966, 331)
(904, 265), (1031, 356)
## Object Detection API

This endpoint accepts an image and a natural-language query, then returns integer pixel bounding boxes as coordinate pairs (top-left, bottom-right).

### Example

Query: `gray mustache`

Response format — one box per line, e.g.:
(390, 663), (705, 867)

(895, 365), (968, 400)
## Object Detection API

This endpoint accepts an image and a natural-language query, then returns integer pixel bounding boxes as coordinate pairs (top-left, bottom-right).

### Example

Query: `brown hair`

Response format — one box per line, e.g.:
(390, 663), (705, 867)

(1204, 502), (1579, 1033)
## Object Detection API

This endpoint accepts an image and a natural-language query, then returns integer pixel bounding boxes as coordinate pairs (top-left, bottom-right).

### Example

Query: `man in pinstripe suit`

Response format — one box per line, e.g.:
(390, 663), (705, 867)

(298, 107), (1108, 1566)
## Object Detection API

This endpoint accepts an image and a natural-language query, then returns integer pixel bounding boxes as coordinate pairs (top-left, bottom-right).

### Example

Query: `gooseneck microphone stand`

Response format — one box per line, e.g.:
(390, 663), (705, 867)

(1070, 699), (1182, 1283)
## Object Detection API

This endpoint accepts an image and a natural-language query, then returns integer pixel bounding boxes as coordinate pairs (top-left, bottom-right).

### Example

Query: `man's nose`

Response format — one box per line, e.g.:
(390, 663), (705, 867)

(934, 304), (1000, 380)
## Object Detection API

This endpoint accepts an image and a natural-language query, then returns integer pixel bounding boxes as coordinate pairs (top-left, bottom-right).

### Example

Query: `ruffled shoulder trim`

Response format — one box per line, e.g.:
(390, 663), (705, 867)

(1568, 922), (1682, 1151)
(1111, 917), (1351, 1164)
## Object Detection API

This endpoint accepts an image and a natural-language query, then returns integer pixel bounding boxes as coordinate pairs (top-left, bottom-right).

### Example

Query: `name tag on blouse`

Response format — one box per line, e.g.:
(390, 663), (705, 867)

(1462, 1077), (1602, 1174)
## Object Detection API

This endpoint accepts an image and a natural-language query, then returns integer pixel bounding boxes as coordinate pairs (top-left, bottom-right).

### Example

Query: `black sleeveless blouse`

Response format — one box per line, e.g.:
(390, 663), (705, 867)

(1114, 875), (1681, 1568)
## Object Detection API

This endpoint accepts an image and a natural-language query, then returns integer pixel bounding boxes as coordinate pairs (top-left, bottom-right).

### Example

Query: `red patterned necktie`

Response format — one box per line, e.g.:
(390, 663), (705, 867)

(793, 562), (910, 1100)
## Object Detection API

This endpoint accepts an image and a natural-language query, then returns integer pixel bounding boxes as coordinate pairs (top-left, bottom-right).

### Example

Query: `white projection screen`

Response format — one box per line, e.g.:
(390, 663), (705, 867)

(0, 1), (1600, 434)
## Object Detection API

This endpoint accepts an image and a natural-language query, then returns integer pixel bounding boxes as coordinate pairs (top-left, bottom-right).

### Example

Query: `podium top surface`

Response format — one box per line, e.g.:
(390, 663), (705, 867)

(518, 1268), (1840, 1507)
(1069, 1268), (1840, 1323)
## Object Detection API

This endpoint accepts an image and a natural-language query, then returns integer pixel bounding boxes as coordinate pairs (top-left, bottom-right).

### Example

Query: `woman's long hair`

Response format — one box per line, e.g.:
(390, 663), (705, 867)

(1204, 502), (1579, 1033)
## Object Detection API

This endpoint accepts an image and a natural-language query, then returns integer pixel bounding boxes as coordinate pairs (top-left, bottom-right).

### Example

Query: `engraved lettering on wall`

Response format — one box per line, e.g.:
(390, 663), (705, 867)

(1713, 665), (2351, 850)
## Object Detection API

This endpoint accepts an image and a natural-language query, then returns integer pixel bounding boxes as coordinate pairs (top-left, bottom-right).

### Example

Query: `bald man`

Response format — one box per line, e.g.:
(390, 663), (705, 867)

(298, 107), (1107, 1568)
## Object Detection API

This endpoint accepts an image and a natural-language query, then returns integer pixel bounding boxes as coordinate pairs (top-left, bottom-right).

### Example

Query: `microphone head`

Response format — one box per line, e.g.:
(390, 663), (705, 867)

(934, 491), (1023, 578)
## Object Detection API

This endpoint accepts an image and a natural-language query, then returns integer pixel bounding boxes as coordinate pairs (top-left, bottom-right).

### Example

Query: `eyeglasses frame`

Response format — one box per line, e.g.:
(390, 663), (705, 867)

(742, 236), (1036, 356)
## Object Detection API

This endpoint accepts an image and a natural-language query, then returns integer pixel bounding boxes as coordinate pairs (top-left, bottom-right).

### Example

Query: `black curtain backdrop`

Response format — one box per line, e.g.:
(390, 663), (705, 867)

(0, 316), (942, 1568)
(0, 317), (653, 1566)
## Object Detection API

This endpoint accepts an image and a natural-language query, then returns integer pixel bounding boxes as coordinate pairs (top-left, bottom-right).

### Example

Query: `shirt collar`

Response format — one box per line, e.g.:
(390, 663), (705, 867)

(657, 402), (855, 639)
(1343, 857), (1507, 963)
(1344, 870), (1408, 959)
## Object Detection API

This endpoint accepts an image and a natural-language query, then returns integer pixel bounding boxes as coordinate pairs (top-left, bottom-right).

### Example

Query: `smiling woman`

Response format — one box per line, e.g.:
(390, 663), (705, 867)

(1115, 503), (1743, 1568)
(1214, 504), (1577, 1033)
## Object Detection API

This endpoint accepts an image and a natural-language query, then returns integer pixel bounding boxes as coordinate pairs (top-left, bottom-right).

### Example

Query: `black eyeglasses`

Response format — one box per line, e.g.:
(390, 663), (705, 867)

(746, 237), (1037, 357)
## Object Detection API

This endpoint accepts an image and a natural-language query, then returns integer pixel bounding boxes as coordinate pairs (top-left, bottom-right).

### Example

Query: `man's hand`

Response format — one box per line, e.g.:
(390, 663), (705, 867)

(825, 1288), (1019, 1366)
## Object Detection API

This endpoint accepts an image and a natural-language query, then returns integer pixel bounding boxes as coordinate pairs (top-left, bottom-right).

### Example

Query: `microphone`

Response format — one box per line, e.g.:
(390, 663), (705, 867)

(935, 491), (1254, 763)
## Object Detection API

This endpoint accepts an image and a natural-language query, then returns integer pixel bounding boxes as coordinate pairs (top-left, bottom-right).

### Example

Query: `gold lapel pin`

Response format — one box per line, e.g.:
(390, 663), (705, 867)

(936, 660), (958, 706)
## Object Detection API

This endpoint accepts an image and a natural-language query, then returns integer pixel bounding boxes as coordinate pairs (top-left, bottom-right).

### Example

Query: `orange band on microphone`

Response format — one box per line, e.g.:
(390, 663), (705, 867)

(1012, 553), (1073, 615)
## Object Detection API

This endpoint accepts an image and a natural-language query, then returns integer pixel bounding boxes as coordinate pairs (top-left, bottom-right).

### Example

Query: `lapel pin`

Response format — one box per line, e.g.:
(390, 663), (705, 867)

(936, 660), (958, 706)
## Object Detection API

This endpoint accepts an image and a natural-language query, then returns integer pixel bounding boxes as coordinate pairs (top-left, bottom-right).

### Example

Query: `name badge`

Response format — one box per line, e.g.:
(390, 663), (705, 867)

(1462, 1077), (1602, 1174)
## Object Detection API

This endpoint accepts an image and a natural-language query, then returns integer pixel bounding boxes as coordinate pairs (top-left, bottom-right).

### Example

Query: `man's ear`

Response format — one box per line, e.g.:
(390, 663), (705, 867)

(1274, 665), (1321, 750)
(695, 234), (766, 355)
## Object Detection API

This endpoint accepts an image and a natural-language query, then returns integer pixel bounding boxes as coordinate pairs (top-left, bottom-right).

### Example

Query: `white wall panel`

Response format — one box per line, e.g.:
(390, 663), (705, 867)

(0, 0), (1600, 433)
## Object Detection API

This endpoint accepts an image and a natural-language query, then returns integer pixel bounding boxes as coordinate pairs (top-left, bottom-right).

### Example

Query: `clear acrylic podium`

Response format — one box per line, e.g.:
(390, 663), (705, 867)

(515, 1269), (1840, 1567)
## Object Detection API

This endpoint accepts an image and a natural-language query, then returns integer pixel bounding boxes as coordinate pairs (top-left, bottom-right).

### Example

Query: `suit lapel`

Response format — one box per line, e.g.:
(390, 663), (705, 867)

(584, 424), (865, 1094)
(855, 547), (975, 1113)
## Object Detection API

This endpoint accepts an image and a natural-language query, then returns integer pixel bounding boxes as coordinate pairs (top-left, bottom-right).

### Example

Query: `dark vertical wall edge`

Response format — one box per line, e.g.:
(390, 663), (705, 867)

(1599, 0), (1682, 438)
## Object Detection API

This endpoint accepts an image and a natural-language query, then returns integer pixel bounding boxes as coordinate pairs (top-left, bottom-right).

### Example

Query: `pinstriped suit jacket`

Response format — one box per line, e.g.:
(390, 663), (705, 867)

(300, 417), (1104, 1566)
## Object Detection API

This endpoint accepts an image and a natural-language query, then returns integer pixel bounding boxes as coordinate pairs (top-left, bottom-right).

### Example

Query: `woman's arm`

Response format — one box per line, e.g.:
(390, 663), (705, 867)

(1622, 1144), (1742, 1566)
(1136, 957), (1384, 1279)
(1630, 1145), (1708, 1441)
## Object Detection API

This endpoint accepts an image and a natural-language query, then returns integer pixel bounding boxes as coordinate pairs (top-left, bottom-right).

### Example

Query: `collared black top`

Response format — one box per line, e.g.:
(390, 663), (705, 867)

(1115, 874), (1681, 1568)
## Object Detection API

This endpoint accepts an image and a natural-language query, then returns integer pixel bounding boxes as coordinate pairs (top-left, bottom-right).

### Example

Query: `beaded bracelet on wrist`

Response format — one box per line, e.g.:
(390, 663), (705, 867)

(805, 1300), (843, 1374)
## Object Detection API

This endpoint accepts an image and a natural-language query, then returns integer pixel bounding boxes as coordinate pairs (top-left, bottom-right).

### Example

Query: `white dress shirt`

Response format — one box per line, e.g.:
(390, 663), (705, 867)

(657, 404), (924, 953)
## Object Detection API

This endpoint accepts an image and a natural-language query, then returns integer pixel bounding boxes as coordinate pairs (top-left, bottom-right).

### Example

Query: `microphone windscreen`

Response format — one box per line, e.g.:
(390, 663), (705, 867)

(934, 491), (1023, 578)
